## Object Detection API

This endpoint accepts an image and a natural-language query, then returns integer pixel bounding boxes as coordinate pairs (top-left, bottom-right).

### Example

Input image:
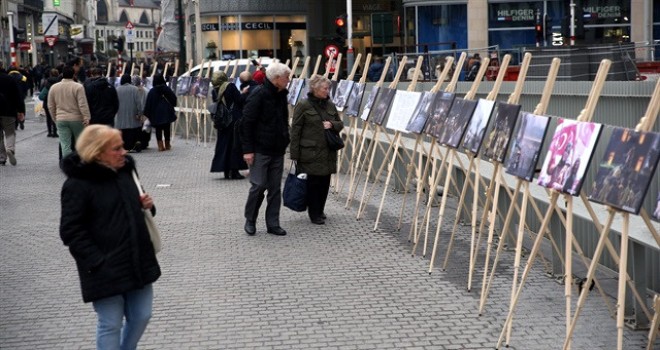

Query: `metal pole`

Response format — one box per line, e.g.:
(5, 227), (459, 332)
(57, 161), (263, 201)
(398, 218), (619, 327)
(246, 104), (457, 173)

(8, 11), (16, 66)
(569, 0), (576, 46)
(177, 0), (186, 67)
(346, 0), (354, 78)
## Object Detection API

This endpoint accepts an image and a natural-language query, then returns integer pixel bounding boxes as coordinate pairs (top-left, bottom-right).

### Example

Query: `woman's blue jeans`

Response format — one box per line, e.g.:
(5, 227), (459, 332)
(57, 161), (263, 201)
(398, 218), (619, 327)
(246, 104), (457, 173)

(92, 284), (153, 350)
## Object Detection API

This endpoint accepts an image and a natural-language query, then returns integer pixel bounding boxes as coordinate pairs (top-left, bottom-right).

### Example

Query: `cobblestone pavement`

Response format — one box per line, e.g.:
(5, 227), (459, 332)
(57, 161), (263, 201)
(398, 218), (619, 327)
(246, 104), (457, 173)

(1, 105), (657, 349)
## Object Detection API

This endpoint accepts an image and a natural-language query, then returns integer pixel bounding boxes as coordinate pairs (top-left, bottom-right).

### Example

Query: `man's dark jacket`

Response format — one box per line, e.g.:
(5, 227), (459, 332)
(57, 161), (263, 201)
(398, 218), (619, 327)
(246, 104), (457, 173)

(0, 70), (26, 118)
(241, 78), (290, 156)
(84, 77), (120, 125)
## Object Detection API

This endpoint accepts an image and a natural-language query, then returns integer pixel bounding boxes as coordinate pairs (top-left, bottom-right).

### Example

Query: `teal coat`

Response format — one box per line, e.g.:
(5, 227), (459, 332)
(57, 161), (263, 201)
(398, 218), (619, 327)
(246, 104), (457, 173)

(290, 95), (344, 176)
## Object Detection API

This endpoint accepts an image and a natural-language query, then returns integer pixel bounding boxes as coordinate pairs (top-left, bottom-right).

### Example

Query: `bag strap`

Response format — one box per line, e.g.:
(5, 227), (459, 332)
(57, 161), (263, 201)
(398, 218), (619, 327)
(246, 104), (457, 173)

(131, 170), (145, 196)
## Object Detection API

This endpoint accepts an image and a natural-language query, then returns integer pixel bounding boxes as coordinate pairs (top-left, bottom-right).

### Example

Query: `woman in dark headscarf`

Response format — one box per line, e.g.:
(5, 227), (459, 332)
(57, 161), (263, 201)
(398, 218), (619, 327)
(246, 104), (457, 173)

(143, 74), (177, 151)
(210, 71), (247, 179)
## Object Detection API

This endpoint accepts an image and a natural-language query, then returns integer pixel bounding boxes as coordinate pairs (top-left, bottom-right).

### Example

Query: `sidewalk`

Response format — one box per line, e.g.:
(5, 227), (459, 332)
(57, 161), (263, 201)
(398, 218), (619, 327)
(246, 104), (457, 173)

(0, 104), (655, 349)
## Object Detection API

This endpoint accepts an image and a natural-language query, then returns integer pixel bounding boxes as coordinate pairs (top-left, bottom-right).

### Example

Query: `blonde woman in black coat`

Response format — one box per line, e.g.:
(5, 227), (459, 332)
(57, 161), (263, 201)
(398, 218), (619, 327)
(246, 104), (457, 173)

(290, 74), (344, 224)
(60, 124), (160, 349)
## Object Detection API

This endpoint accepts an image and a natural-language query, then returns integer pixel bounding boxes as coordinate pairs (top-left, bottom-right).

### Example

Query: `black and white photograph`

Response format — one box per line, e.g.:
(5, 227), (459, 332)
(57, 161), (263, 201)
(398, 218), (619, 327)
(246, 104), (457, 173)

(385, 91), (422, 133)
(369, 87), (397, 125)
(406, 91), (436, 134)
(196, 78), (211, 98)
(176, 76), (192, 96)
(424, 92), (455, 139)
(481, 102), (522, 162)
(461, 99), (495, 155)
(360, 85), (381, 121)
(345, 82), (366, 118)
(167, 76), (177, 93)
(653, 192), (660, 222)
(333, 80), (355, 111)
(298, 78), (310, 102)
(504, 112), (551, 181)
(437, 98), (478, 148)
(588, 127), (660, 214)
(287, 78), (305, 105)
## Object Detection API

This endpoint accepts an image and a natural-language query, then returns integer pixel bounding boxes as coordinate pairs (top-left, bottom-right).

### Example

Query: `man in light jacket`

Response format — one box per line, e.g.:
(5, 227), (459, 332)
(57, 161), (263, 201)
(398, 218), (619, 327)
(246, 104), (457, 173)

(48, 66), (91, 158)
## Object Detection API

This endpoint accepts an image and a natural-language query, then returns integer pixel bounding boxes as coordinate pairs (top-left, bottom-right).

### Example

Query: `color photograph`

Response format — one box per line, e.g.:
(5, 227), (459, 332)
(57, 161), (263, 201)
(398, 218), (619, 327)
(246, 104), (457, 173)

(176, 76), (191, 96)
(287, 78), (305, 105)
(587, 127), (660, 214)
(437, 98), (478, 148)
(424, 92), (455, 139)
(196, 78), (211, 98)
(369, 87), (396, 125)
(504, 112), (551, 181)
(359, 85), (380, 121)
(333, 79), (355, 111)
(537, 119), (603, 196)
(481, 102), (522, 162)
(385, 91), (422, 133)
(345, 82), (366, 118)
(406, 91), (436, 134)
(461, 99), (496, 155)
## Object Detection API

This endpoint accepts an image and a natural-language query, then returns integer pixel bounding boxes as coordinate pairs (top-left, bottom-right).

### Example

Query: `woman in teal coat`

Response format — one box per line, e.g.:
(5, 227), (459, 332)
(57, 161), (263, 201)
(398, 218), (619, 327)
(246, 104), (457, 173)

(290, 75), (344, 224)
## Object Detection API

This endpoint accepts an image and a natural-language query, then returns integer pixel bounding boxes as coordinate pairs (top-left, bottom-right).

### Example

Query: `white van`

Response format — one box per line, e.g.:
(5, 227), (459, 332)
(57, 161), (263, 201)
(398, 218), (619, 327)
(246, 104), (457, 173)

(181, 57), (276, 79)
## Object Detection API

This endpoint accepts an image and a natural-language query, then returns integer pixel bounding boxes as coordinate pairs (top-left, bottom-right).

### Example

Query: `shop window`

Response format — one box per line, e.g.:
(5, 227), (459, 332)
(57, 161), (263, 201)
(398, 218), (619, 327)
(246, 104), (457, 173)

(416, 4), (467, 51)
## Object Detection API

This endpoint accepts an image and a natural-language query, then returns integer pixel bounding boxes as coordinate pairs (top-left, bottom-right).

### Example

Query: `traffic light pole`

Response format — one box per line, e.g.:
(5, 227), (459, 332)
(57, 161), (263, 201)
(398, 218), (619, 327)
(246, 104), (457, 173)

(8, 11), (16, 66)
(569, 0), (576, 45)
(346, 0), (354, 77)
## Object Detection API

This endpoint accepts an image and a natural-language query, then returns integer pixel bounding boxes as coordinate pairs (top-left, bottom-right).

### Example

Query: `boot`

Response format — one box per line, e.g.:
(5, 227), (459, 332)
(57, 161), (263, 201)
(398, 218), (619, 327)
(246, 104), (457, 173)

(157, 140), (165, 151)
(165, 140), (172, 150)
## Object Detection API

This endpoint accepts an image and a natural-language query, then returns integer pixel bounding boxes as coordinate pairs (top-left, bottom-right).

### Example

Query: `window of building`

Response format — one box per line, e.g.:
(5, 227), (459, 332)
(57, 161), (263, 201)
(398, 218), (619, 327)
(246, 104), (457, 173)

(119, 10), (129, 24)
(97, 0), (108, 23)
(408, 4), (468, 52)
(139, 11), (149, 25)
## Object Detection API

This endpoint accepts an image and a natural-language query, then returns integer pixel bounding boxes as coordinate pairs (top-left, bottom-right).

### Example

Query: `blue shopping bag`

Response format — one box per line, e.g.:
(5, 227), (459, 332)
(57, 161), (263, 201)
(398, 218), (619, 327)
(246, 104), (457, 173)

(283, 163), (307, 212)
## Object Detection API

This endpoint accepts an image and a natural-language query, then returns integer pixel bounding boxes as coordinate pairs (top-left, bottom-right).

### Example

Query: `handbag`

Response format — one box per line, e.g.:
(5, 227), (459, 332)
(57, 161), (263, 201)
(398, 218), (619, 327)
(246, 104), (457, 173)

(310, 101), (344, 151)
(283, 162), (307, 212)
(209, 86), (232, 130)
(131, 170), (162, 253)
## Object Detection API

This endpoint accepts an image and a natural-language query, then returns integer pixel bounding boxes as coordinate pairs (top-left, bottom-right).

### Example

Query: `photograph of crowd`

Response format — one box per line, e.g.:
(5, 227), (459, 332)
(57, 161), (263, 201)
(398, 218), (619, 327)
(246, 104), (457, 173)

(461, 99), (496, 155)
(437, 98), (478, 148)
(370, 87), (396, 125)
(406, 91), (437, 134)
(588, 127), (660, 214)
(504, 112), (551, 181)
(481, 102), (522, 162)
(385, 91), (422, 133)
(424, 92), (455, 139)
(345, 82), (366, 118)
(359, 85), (380, 121)
(333, 80), (355, 111)
(537, 119), (602, 196)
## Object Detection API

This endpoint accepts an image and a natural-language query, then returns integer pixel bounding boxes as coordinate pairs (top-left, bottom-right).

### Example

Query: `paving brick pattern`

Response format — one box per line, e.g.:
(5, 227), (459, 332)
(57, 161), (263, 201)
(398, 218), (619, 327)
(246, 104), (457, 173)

(1, 106), (657, 349)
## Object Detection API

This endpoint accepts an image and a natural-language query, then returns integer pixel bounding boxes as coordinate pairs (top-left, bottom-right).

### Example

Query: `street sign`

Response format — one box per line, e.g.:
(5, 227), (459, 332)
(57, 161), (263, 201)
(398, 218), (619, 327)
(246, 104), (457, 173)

(125, 21), (135, 43)
(18, 42), (31, 50)
(324, 44), (340, 58)
(45, 36), (58, 47)
(42, 13), (59, 37)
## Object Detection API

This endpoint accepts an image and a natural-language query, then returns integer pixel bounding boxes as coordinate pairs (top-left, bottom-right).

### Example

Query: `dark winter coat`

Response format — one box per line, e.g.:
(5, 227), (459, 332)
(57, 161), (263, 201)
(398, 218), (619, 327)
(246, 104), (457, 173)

(210, 82), (247, 173)
(84, 77), (120, 125)
(0, 70), (26, 118)
(39, 76), (60, 116)
(290, 94), (344, 176)
(240, 78), (290, 156)
(143, 84), (177, 126)
(60, 154), (161, 303)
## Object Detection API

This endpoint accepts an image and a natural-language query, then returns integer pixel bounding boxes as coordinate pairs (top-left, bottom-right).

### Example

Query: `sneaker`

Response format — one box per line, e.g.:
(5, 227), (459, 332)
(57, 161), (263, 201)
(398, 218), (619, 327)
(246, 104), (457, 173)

(7, 150), (16, 166)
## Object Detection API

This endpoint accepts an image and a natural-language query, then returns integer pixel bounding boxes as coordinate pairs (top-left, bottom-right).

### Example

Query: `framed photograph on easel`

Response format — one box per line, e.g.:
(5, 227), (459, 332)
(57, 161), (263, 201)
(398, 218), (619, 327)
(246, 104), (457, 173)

(438, 98), (478, 149)
(359, 85), (380, 121)
(504, 112), (551, 182)
(424, 92), (455, 139)
(481, 102), (522, 162)
(462, 99), (496, 155)
(345, 82), (366, 118)
(369, 87), (396, 125)
(406, 91), (436, 134)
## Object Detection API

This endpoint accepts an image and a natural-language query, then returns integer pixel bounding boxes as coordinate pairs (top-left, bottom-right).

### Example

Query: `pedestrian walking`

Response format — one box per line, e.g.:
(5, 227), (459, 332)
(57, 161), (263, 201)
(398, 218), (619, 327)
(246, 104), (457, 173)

(143, 74), (177, 151)
(0, 61), (26, 166)
(39, 68), (61, 137)
(47, 66), (91, 158)
(84, 67), (119, 126)
(290, 74), (344, 224)
(59, 124), (160, 350)
(210, 71), (247, 179)
(241, 62), (291, 236)
(115, 75), (144, 152)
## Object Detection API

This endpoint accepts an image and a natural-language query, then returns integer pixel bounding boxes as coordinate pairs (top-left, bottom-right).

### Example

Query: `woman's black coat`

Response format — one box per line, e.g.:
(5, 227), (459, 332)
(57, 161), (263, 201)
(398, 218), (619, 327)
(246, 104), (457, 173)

(60, 154), (161, 303)
(144, 84), (177, 126)
(210, 82), (247, 172)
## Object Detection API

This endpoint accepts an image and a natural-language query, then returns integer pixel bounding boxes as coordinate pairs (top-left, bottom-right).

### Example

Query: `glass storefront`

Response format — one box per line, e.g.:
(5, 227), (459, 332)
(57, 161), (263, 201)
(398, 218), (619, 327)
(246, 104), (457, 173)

(654, 0), (660, 59)
(404, 3), (467, 52)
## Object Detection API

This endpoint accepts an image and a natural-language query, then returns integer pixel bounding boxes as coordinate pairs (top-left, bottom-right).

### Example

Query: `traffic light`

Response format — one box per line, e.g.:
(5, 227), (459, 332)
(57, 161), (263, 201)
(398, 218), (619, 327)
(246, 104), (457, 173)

(334, 14), (347, 46)
(13, 26), (26, 43)
(544, 15), (552, 43)
(114, 37), (125, 52)
(535, 23), (544, 43)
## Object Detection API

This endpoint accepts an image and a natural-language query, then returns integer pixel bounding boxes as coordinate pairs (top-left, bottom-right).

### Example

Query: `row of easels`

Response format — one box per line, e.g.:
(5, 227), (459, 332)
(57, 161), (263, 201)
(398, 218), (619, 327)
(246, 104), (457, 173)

(325, 50), (660, 349)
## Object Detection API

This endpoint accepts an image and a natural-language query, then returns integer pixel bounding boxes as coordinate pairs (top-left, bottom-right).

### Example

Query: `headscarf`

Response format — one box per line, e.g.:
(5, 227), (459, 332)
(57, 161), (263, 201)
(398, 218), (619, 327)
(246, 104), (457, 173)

(153, 74), (166, 86)
(211, 71), (228, 88)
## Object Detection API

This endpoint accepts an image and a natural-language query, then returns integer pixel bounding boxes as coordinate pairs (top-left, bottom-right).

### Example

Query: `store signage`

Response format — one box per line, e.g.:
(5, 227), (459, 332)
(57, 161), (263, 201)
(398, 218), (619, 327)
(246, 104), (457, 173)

(584, 6), (621, 19)
(216, 22), (305, 31)
(18, 42), (31, 50)
(201, 23), (219, 31)
(496, 9), (534, 22)
(53, 0), (60, 6)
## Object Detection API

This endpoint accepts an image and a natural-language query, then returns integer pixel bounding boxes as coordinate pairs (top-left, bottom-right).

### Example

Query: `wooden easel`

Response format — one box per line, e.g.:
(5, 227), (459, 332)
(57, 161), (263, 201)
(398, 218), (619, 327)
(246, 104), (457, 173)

(289, 57), (301, 79)
(392, 56), (454, 232)
(344, 56), (393, 208)
(495, 59), (613, 349)
(413, 53), (498, 261)
(357, 56), (424, 221)
(335, 53), (371, 195)
(562, 73), (660, 350)
(332, 53), (363, 192)
(173, 59), (180, 77)
(349, 57), (408, 216)
(324, 53), (342, 79)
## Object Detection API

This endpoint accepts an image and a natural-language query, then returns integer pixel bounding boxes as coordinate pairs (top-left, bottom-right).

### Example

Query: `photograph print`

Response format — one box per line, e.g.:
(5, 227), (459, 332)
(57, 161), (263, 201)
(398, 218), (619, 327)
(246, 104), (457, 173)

(537, 118), (603, 196)
(369, 87), (397, 125)
(167, 76), (177, 93)
(437, 98), (478, 148)
(345, 82), (366, 118)
(332, 79), (355, 111)
(653, 192), (660, 222)
(587, 127), (660, 214)
(287, 78), (305, 105)
(504, 112), (551, 181)
(189, 76), (202, 97)
(298, 78), (310, 101)
(359, 85), (381, 121)
(176, 76), (192, 96)
(385, 90), (422, 133)
(461, 99), (496, 155)
(196, 78), (211, 98)
(406, 91), (436, 134)
(424, 92), (455, 139)
(481, 102), (522, 162)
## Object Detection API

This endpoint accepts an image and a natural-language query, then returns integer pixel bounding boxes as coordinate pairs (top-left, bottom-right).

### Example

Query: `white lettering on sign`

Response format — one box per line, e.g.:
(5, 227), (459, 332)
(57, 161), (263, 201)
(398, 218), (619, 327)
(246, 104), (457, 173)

(551, 32), (563, 46)
(584, 6), (622, 19)
(497, 8), (535, 21)
(244, 22), (272, 30)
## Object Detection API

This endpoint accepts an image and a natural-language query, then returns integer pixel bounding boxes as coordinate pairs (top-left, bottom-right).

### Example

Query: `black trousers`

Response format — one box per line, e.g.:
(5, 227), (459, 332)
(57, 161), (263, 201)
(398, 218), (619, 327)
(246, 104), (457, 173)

(306, 174), (331, 220)
(154, 123), (171, 142)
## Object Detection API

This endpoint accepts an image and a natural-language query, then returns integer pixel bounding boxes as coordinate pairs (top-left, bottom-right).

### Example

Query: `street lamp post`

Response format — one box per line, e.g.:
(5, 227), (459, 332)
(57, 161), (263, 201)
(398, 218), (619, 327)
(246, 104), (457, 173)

(8, 11), (16, 66)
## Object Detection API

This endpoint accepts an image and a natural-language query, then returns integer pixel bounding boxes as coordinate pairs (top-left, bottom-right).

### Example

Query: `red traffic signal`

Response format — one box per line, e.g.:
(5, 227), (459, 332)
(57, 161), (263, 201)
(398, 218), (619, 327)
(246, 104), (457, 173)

(335, 14), (347, 28)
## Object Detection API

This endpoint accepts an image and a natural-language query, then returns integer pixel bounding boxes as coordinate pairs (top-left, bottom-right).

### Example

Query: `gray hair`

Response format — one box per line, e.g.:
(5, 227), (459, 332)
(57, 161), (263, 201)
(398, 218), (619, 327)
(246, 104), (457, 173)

(265, 62), (291, 81)
(308, 74), (331, 93)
